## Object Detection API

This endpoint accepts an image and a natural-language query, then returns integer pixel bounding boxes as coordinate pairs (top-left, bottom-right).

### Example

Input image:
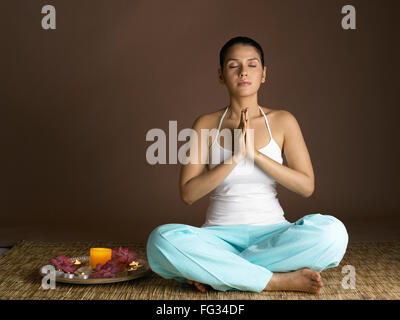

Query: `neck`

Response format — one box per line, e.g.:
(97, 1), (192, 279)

(227, 97), (261, 120)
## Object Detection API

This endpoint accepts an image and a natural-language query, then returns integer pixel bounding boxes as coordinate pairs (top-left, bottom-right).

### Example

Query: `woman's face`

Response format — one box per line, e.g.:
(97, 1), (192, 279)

(219, 44), (266, 97)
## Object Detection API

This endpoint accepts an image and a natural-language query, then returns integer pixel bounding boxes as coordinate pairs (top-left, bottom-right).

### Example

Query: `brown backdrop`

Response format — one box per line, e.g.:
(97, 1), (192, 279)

(1, 0), (399, 246)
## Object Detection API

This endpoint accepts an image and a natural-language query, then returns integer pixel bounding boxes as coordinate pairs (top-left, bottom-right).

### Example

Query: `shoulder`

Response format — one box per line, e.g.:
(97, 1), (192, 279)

(261, 107), (299, 128)
(260, 107), (302, 149)
(260, 106), (295, 125)
(191, 107), (227, 130)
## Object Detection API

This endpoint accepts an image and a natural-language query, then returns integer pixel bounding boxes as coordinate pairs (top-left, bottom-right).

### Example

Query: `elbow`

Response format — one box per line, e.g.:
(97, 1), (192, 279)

(180, 187), (194, 205)
(302, 182), (315, 198)
(181, 195), (193, 205)
(303, 189), (314, 198)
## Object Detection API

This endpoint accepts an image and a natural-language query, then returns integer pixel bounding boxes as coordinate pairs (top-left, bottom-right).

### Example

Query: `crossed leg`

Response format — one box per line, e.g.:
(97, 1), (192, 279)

(146, 214), (348, 294)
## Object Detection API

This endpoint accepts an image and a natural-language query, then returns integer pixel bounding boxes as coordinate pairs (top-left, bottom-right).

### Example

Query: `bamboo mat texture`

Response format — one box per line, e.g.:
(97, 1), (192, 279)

(0, 240), (398, 300)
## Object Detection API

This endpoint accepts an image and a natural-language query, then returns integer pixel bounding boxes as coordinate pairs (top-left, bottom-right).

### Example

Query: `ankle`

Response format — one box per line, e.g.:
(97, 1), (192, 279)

(264, 273), (280, 291)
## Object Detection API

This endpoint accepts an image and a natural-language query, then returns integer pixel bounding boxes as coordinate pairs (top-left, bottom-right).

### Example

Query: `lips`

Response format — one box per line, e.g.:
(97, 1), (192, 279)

(238, 80), (251, 86)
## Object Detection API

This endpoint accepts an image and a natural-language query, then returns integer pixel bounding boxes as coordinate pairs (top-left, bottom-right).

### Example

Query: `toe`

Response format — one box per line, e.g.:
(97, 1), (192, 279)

(312, 283), (321, 293)
(195, 283), (206, 293)
(312, 272), (321, 281)
(311, 272), (321, 281)
(313, 279), (323, 287)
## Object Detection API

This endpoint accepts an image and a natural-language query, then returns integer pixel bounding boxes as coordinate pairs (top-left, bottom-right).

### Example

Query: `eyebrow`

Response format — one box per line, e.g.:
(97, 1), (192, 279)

(226, 58), (259, 63)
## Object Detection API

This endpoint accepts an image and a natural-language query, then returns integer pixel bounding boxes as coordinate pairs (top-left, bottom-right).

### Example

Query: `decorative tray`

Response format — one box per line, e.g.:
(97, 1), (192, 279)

(39, 255), (152, 285)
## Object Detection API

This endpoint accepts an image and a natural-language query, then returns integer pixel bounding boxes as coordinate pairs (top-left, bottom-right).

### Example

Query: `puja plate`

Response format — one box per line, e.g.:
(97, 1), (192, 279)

(39, 256), (152, 284)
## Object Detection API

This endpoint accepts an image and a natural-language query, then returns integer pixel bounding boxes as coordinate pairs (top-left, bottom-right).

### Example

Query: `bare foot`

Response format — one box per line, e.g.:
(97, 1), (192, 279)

(187, 279), (207, 293)
(264, 268), (324, 294)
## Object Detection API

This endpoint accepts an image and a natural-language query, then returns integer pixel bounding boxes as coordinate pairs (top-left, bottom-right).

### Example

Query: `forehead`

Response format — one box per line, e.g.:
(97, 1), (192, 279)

(225, 44), (260, 62)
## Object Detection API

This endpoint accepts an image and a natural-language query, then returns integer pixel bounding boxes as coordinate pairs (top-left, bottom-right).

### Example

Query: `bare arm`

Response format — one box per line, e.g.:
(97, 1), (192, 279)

(179, 114), (245, 205)
(253, 110), (315, 198)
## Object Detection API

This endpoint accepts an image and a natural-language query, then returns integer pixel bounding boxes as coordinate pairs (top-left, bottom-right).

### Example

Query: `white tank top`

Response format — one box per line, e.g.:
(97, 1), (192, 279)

(202, 106), (288, 227)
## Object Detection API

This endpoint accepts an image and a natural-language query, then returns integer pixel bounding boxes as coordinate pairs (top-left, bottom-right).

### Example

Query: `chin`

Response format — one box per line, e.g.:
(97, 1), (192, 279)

(230, 90), (258, 98)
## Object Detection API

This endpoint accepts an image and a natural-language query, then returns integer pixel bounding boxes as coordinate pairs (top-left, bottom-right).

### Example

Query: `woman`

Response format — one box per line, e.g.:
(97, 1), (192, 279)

(146, 36), (348, 294)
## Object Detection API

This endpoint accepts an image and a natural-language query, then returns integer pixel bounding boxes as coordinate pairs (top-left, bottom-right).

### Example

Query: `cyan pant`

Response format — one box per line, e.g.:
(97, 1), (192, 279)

(146, 213), (349, 292)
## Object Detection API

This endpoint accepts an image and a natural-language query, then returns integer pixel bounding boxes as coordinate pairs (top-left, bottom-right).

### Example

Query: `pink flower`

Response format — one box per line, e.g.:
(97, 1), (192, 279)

(50, 254), (80, 274)
(91, 260), (122, 278)
(91, 247), (139, 278)
(111, 247), (138, 265)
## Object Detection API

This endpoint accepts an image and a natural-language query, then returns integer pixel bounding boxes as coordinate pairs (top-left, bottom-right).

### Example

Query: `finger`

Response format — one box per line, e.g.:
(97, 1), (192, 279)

(239, 112), (246, 130)
(239, 110), (244, 127)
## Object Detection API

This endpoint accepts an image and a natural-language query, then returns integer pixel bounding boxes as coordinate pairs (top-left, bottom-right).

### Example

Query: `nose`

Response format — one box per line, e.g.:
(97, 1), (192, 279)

(239, 67), (248, 78)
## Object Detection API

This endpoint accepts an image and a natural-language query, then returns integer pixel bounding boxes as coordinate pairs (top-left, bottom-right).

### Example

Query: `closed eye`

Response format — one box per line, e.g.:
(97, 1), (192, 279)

(229, 65), (257, 68)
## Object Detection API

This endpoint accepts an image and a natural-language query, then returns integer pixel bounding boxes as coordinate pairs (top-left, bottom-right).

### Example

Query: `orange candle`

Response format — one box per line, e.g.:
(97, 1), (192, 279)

(90, 248), (112, 269)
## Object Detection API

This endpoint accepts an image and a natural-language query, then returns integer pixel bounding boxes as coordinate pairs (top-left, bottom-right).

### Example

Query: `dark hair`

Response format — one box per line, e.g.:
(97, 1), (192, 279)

(219, 36), (265, 71)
